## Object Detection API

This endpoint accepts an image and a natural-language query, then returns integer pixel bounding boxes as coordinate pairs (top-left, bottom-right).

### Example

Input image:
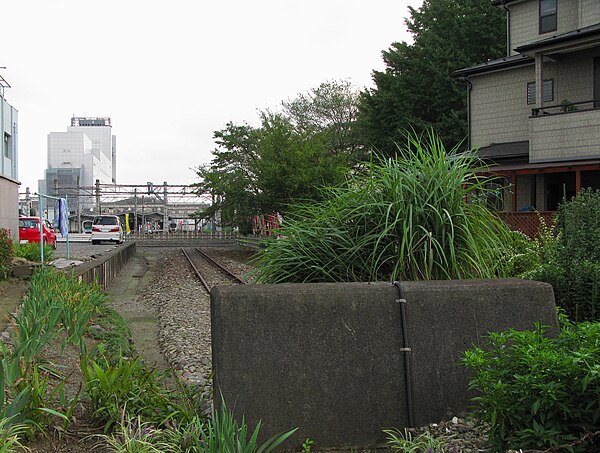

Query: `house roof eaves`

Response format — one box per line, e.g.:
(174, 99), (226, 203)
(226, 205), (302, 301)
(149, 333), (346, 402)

(490, 0), (520, 5)
(452, 54), (532, 78)
(515, 23), (600, 53)
(477, 141), (529, 160)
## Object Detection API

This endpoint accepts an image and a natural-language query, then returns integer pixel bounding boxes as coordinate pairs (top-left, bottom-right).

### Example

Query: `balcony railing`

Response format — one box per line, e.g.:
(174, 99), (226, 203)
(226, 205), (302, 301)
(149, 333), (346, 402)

(529, 102), (600, 163)
(531, 99), (599, 116)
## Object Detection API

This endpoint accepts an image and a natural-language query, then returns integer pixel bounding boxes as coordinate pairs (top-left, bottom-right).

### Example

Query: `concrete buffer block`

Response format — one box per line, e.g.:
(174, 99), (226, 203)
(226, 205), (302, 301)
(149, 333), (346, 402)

(211, 279), (558, 450)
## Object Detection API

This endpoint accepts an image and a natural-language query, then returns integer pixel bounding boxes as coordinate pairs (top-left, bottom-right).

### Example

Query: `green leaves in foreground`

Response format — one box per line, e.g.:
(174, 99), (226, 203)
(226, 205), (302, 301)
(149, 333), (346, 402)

(253, 131), (511, 283)
(463, 322), (600, 451)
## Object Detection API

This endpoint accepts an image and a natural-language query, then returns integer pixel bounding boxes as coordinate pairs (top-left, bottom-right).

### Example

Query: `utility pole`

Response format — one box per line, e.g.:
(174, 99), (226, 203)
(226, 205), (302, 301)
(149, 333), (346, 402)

(141, 195), (145, 234)
(163, 181), (168, 232)
(95, 179), (101, 214)
(77, 176), (81, 232)
(25, 187), (30, 216)
(134, 188), (138, 234)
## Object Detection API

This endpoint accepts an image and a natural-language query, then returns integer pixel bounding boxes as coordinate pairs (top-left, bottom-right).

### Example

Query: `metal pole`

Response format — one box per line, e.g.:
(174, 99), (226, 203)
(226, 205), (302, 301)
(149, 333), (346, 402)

(65, 195), (70, 260)
(141, 195), (145, 234)
(77, 176), (81, 233)
(163, 181), (168, 234)
(95, 179), (101, 214)
(39, 193), (44, 265)
(25, 187), (30, 216)
(134, 188), (138, 236)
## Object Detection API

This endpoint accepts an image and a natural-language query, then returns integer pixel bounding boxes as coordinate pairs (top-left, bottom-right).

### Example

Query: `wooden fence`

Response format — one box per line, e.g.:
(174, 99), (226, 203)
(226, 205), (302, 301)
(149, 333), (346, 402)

(498, 211), (555, 238)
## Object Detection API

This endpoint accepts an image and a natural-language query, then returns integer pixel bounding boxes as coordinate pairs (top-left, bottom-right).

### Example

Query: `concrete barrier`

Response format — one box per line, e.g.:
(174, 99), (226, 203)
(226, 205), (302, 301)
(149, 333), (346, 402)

(72, 242), (136, 289)
(211, 279), (558, 450)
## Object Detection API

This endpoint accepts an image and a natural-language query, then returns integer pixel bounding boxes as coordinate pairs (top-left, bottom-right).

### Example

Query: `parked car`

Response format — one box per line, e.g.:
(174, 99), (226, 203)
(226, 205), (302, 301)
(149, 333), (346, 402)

(18, 217), (57, 249)
(91, 215), (124, 245)
(82, 220), (93, 234)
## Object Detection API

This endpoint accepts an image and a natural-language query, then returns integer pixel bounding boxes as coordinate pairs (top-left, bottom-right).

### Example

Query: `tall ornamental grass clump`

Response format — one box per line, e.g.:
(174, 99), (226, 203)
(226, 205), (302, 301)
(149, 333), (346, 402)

(526, 188), (600, 322)
(253, 132), (511, 283)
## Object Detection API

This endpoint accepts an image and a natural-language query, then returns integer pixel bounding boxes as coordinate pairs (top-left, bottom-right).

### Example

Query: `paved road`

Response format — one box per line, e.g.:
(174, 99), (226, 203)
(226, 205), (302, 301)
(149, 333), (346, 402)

(54, 240), (125, 260)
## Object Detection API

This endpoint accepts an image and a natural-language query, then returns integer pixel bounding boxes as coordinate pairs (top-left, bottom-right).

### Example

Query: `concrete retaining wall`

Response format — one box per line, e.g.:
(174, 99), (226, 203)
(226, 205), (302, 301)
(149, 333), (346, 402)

(211, 279), (558, 450)
(73, 242), (136, 289)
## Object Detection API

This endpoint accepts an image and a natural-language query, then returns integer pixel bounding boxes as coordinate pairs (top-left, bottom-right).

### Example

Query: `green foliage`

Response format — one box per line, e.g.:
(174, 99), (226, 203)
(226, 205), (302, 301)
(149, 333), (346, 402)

(500, 215), (560, 278)
(358, 0), (506, 153)
(12, 242), (54, 262)
(301, 437), (315, 452)
(522, 189), (600, 322)
(463, 322), (600, 451)
(0, 268), (108, 443)
(81, 355), (196, 430)
(96, 414), (176, 453)
(162, 396), (297, 453)
(556, 187), (600, 263)
(0, 228), (13, 280)
(253, 131), (511, 283)
(195, 81), (358, 232)
(89, 307), (135, 363)
(383, 427), (453, 452)
(529, 260), (600, 323)
(282, 79), (364, 161)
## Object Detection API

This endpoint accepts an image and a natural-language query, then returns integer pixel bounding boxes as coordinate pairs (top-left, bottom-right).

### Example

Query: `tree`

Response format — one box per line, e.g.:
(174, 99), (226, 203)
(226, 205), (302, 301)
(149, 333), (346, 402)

(194, 122), (260, 233)
(358, 0), (506, 155)
(281, 80), (364, 161)
(195, 104), (351, 232)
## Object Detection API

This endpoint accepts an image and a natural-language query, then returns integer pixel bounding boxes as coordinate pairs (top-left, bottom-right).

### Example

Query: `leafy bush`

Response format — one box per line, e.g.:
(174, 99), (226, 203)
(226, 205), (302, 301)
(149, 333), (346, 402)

(12, 241), (54, 262)
(0, 228), (13, 280)
(522, 189), (600, 322)
(556, 187), (600, 263)
(463, 322), (600, 452)
(529, 260), (600, 322)
(253, 132), (511, 283)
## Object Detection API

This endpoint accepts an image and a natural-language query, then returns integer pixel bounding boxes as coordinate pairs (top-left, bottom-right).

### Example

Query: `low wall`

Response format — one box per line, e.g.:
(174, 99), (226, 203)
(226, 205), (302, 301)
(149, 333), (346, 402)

(211, 279), (558, 450)
(73, 242), (136, 289)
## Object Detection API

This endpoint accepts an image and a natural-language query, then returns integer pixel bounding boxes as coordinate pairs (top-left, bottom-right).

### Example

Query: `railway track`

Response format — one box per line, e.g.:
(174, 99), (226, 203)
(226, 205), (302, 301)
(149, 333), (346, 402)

(181, 247), (245, 292)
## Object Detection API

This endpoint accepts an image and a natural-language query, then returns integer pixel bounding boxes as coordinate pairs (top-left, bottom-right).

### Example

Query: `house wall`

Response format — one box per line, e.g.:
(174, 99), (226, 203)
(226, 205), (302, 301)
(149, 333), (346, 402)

(509, 1), (593, 54)
(580, 0), (600, 28)
(530, 108), (600, 161)
(0, 175), (19, 242)
(470, 65), (534, 148)
(556, 48), (600, 104)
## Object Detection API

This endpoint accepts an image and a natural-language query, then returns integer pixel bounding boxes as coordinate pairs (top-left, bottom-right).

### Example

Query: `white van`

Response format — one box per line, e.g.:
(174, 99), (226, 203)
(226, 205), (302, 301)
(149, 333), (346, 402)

(91, 215), (124, 245)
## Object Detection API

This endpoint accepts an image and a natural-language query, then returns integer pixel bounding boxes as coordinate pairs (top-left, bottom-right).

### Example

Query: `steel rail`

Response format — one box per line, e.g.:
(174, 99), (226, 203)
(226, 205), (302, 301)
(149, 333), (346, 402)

(194, 247), (245, 284)
(181, 247), (211, 292)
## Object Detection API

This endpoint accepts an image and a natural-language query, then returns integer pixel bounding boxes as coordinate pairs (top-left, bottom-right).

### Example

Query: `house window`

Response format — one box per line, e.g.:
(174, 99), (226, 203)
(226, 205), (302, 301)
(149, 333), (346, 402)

(527, 79), (554, 105)
(3, 134), (8, 158)
(540, 0), (557, 34)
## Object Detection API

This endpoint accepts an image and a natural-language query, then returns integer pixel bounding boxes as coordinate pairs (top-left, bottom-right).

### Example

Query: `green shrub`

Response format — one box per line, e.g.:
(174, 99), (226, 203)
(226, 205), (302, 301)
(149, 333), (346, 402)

(253, 131), (511, 283)
(12, 241), (54, 262)
(529, 260), (600, 322)
(557, 187), (600, 263)
(463, 322), (600, 452)
(0, 228), (13, 280)
(522, 189), (600, 322)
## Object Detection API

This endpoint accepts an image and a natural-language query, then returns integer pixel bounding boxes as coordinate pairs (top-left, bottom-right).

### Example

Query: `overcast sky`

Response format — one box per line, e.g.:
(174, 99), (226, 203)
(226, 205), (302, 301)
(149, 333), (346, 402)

(2, 0), (421, 191)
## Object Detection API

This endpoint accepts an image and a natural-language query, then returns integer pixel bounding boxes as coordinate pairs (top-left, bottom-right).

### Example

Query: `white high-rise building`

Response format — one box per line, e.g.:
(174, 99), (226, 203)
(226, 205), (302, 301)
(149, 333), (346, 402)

(40, 116), (116, 210)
